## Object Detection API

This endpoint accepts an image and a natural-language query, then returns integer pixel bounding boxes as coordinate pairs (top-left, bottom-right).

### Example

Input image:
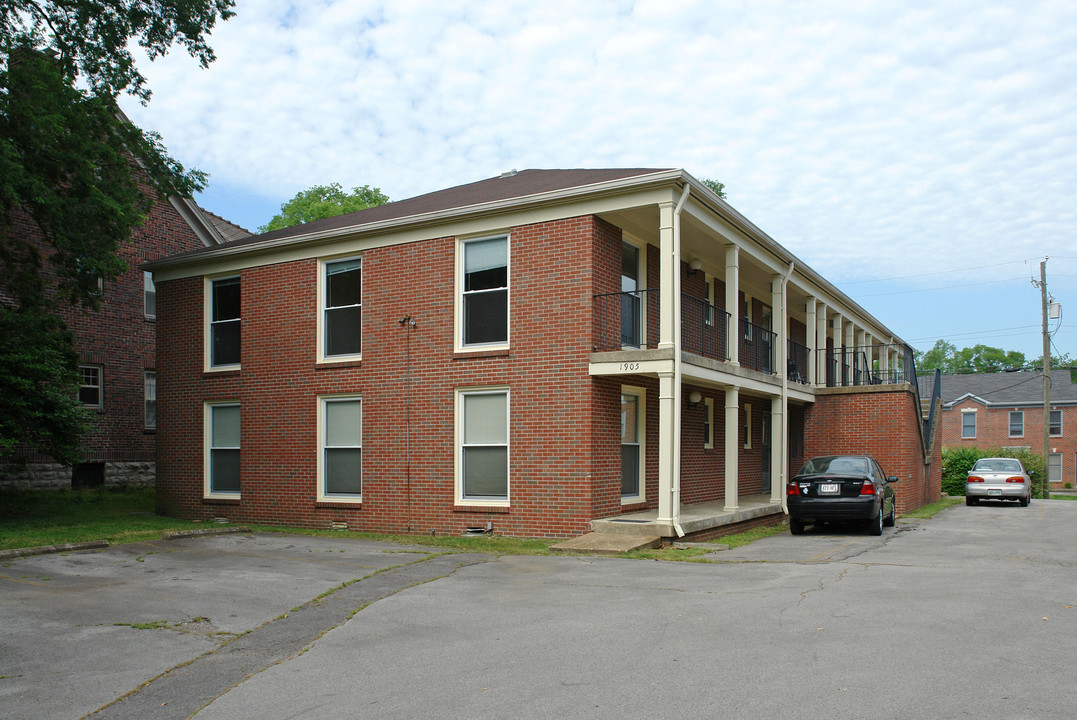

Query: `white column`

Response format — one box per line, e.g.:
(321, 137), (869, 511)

(831, 312), (844, 385)
(771, 274), (784, 378)
(805, 297), (817, 385)
(846, 323), (857, 384)
(770, 395), (784, 504)
(724, 386), (740, 511)
(658, 202), (676, 350)
(656, 371), (676, 525)
(815, 303), (828, 387)
(725, 244), (740, 366)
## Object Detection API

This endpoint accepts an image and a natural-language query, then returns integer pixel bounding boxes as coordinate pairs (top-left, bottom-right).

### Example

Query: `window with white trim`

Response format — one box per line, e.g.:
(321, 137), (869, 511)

(961, 410), (976, 439)
(703, 397), (714, 449)
(1049, 452), (1062, 484)
(1009, 410), (1024, 437)
(79, 365), (102, 408)
(209, 276), (241, 368)
(322, 259), (362, 358)
(458, 389), (509, 502)
(144, 271), (156, 318)
(743, 403), (753, 449)
(460, 236), (508, 347)
(1050, 409), (1062, 437)
(145, 371), (156, 429)
(206, 403), (240, 497)
(621, 387), (645, 501)
(704, 277), (716, 326)
(319, 396), (362, 500)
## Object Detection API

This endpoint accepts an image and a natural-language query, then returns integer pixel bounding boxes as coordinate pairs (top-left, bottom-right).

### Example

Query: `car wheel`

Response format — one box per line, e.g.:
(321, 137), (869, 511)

(790, 517), (805, 535)
(966, 496), (977, 506)
(868, 510), (883, 536)
(1020, 494), (1030, 507)
(883, 500), (896, 527)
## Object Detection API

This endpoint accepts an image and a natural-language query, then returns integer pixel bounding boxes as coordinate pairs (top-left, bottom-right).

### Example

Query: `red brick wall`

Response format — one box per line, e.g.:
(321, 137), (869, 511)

(940, 401), (1077, 487)
(804, 389), (941, 514)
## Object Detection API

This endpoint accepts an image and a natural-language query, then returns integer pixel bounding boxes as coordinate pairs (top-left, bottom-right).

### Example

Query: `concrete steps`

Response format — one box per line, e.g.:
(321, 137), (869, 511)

(549, 532), (662, 555)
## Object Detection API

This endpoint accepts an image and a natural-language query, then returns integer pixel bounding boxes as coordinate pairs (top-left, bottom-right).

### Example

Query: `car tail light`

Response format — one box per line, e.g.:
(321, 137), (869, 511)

(860, 481), (876, 496)
(787, 483), (800, 496)
(968, 476), (985, 483)
(1006, 477), (1026, 484)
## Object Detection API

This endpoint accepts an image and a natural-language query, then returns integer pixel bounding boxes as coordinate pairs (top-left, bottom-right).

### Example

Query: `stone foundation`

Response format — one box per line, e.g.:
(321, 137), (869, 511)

(0, 461), (156, 490)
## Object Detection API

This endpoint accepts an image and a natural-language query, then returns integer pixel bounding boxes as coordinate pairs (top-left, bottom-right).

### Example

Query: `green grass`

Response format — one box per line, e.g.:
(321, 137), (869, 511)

(901, 496), (962, 519)
(0, 487), (197, 550)
(1050, 494), (1077, 501)
(624, 523), (790, 561)
(249, 525), (557, 555)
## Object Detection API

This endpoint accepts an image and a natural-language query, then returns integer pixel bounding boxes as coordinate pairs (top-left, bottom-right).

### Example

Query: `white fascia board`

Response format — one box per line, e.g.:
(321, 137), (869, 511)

(168, 197), (225, 247)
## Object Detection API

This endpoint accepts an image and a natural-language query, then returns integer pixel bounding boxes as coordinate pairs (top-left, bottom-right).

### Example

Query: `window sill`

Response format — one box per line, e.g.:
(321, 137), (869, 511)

(202, 368), (241, 378)
(453, 349), (510, 360)
(315, 359), (362, 370)
(201, 496), (240, 505)
(316, 500), (363, 509)
(620, 500), (647, 510)
(453, 504), (510, 514)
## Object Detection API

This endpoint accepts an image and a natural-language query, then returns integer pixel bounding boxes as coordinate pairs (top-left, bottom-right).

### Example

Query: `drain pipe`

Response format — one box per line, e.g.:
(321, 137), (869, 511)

(670, 183), (691, 537)
(779, 261), (794, 515)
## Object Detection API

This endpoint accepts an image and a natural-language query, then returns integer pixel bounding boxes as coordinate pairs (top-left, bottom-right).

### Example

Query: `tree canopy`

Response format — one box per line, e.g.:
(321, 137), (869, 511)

(915, 339), (1072, 374)
(259, 184), (390, 233)
(701, 178), (727, 199)
(1, 1), (234, 464)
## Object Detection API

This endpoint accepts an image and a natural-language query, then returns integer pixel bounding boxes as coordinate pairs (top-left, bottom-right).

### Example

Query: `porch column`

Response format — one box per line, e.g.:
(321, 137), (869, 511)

(815, 303), (828, 387)
(880, 339), (891, 382)
(725, 244), (740, 366)
(658, 202), (676, 350)
(656, 370), (676, 525)
(770, 395), (785, 503)
(724, 386), (740, 511)
(831, 312), (844, 385)
(805, 297), (818, 385)
(848, 324), (859, 384)
(771, 274), (785, 378)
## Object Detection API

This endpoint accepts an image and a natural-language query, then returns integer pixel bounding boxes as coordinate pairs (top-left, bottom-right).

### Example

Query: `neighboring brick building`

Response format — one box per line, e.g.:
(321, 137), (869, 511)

(147, 168), (941, 539)
(931, 370), (1077, 487)
(1, 189), (249, 489)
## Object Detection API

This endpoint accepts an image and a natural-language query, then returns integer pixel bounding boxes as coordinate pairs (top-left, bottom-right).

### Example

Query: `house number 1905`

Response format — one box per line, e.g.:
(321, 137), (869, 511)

(621, 362), (640, 372)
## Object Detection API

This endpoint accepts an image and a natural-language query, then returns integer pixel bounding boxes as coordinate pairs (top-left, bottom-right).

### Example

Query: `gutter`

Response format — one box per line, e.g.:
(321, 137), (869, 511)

(671, 182), (691, 538)
(780, 260), (794, 515)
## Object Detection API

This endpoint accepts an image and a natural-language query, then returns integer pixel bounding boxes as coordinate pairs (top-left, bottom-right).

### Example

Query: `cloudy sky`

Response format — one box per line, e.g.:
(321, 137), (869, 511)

(120, 0), (1077, 363)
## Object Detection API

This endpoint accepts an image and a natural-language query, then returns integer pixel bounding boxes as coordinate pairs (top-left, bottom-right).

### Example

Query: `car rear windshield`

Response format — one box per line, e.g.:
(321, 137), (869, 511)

(798, 456), (868, 475)
(972, 459), (1022, 473)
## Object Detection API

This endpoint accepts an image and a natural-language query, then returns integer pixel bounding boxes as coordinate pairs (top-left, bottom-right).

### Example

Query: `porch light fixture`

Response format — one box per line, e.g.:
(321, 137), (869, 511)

(687, 390), (703, 406)
(688, 258), (703, 277)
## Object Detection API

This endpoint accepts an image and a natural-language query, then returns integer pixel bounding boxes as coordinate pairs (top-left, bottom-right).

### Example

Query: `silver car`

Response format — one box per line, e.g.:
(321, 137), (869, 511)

(966, 457), (1031, 506)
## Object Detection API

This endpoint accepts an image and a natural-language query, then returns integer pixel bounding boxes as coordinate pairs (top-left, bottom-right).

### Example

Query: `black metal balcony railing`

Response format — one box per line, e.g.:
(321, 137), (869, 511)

(823, 345), (918, 388)
(787, 340), (811, 384)
(739, 318), (776, 374)
(682, 294), (730, 361)
(593, 289), (660, 351)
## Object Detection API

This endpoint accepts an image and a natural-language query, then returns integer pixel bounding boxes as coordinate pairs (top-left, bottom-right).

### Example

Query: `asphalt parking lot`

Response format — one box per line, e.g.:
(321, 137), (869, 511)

(3, 500), (1077, 720)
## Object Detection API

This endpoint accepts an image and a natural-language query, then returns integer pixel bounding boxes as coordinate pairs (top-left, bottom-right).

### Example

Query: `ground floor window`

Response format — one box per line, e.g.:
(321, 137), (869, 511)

(961, 410), (976, 439)
(621, 386), (645, 501)
(1049, 453), (1062, 484)
(320, 396), (362, 500)
(458, 388), (509, 503)
(206, 402), (240, 497)
(79, 365), (102, 408)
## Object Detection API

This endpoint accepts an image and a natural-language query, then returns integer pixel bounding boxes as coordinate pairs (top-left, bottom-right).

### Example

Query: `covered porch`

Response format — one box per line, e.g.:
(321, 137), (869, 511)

(591, 493), (782, 539)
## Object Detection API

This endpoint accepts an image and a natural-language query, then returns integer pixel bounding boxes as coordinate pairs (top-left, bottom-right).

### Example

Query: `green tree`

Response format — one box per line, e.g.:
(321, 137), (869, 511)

(259, 184), (390, 233)
(701, 178), (727, 199)
(1, 1), (235, 464)
(915, 340), (1026, 374)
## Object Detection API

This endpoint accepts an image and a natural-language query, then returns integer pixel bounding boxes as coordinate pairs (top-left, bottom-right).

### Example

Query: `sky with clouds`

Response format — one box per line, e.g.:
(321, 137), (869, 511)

(120, 0), (1077, 363)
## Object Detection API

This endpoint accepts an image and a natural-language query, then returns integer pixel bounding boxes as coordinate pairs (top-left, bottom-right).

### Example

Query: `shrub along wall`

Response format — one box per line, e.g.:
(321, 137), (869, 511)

(941, 446), (1047, 498)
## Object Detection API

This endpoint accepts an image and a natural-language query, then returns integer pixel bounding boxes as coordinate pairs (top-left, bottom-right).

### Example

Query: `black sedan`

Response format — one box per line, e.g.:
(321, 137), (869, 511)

(786, 455), (899, 536)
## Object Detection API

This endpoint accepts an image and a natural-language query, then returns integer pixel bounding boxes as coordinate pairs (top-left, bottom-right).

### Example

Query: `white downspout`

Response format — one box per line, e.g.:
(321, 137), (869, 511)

(670, 183), (691, 537)
(780, 260), (794, 514)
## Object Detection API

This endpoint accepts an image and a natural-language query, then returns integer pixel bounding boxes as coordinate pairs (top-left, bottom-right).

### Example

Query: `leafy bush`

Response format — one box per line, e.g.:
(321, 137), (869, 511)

(942, 446), (1048, 498)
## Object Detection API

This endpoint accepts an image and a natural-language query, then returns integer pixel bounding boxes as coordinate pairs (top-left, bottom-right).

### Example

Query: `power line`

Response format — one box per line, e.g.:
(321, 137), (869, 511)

(854, 276), (1027, 298)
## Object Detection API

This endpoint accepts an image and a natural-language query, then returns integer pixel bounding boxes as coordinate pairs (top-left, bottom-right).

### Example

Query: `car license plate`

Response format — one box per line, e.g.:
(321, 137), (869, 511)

(819, 483), (839, 495)
(988, 489), (1002, 496)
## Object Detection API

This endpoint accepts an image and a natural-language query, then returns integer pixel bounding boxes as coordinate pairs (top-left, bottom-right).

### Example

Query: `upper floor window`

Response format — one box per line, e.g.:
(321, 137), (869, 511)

(209, 277), (241, 368)
(323, 259), (362, 358)
(1050, 409), (1062, 437)
(79, 365), (102, 408)
(961, 410), (976, 439)
(1009, 411), (1024, 437)
(144, 271), (156, 318)
(461, 236), (508, 347)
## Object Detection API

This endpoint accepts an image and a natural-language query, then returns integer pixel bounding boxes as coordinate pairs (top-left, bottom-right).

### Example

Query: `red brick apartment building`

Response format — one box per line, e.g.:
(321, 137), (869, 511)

(0, 192), (249, 489)
(146, 169), (941, 540)
(932, 370), (1077, 487)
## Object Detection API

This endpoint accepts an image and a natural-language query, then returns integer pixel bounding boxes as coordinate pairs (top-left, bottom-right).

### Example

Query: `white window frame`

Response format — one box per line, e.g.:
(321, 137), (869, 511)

(703, 397), (715, 449)
(145, 370), (156, 429)
(144, 271), (156, 319)
(455, 235), (510, 352)
(743, 403), (753, 449)
(1009, 410), (1024, 438)
(1050, 409), (1063, 437)
(317, 256), (363, 363)
(961, 409), (977, 439)
(621, 385), (646, 503)
(455, 387), (510, 506)
(620, 237), (647, 349)
(1048, 452), (1062, 484)
(79, 365), (103, 408)
(205, 275), (241, 371)
(204, 401), (241, 499)
(317, 395), (363, 502)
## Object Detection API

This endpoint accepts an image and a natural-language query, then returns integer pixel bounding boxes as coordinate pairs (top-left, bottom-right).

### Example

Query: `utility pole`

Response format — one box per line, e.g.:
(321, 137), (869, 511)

(1040, 259), (1051, 500)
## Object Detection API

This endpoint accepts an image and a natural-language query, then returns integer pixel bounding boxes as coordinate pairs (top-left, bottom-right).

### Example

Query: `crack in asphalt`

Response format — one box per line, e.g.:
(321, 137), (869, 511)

(82, 552), (493, 720)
